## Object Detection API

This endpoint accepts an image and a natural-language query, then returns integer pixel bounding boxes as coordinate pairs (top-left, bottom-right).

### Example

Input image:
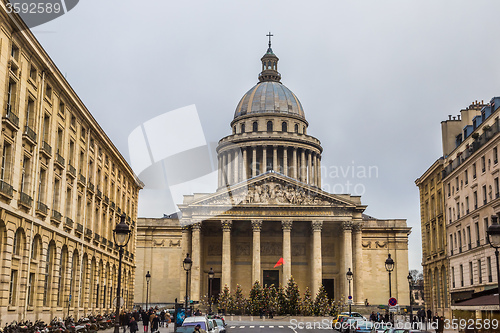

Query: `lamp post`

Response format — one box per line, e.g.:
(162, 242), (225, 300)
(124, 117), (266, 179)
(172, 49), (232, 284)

(113, 214), (131, 333)
(183, 254), (192, 315)
(487, 215), (500, 309)
(385, 254), (395, 298)
(208, 267), (214, 315)
(145, 271), (151, 311)
(346, 268), (353, 317)
(407, 272), (413, 327)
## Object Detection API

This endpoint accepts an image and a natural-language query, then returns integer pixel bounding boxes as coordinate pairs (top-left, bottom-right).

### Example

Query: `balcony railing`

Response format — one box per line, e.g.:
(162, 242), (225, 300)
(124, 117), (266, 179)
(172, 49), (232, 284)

(3, 105), (19, 129)
(19, 192), (32, 207)
(96, 188), (102, 198)
(55, 152), (65, 168)
(87, 181), (94, 193)
(23, 125), (37, 144)
(110, 201), (115, 210)
(94, 233), (100, 242)
(40, 141), (52, 157)
(117, 207), (121, 214)
(85, 228), (92, 238)
(102, 237), (107, 245)
(104, 195), (109, 205)
(36, 201), (48, 215)
(68, 164), (76, 178)
(76, 223), (84, 233)
(0, 180), (13, 197)
(64, 217), (73, 228)
(78, 173), (86, 185)
(51, 209), (62, 222)
(108, 240), (113, 248)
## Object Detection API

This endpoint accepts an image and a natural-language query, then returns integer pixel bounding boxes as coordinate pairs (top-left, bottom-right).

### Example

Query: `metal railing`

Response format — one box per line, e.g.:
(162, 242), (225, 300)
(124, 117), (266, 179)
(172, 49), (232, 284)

(85, 228), (92, 237)
(51, 210), (62, 222)
(76, 223), (84, 233)
(19, 192), (32, 206)
(4, 105), (19, 128)
(36, 201), (48, 215)
(64, 217), (73, 228)
(41, 141), (52, 156)
(78, 173), (86, 185)
(56, 152), (65, 167)
(87, 181), (94, 192)
(0, 180), (13, 197)
(24, 126), (37, 143)
(68, 164), (76, 177)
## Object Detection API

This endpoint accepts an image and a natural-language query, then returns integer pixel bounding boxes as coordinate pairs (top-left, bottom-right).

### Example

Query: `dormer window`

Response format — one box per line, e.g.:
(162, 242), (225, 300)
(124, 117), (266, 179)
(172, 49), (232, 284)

(282, 122), (287, 132)
(267, 121), (273, 132)
(253, 122), (258, 132)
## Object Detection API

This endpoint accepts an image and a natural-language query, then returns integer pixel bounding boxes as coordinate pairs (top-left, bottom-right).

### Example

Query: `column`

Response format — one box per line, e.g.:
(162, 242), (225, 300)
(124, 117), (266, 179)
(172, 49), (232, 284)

(191, 222), (201, 301)
(311, 221), (323, 298)
(233, 149), (239, 184)
(312, 153), (317, 186)
(243, 147), (248, 180)
(227, 151), (233, 185)
(343, 221), (353, 298)
(317, 155), (322, 187)
(251, 220), (262, 283)
(218, 155), (222, 188)
(283, 148), (288, 176)
(301, 149), (306, 182)
(273, 146), (278, 172)
(262, 146), (267, 173)
(282, 220), (293, 285)
(221, 220), (232, 290)
(307, 150), (312, 184)
(353, 223), (364, 305)
(180, 225), (191, 302)
(222, 153), (228, 186)
(292, 148), (297, 179)
(252, 147), (257, 177)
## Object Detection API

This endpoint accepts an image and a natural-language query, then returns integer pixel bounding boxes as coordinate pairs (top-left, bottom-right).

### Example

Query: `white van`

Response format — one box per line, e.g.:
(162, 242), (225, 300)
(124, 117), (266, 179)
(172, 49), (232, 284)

(182, 316), (218, 333)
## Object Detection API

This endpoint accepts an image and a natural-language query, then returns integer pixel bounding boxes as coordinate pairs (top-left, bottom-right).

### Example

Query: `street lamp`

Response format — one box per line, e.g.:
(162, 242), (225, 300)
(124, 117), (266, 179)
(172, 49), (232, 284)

(487, 215), (500, 309)
(145, 271), (151, 311)
(208, 267), (214, 315)
(346, 268), (353, 317)
(113, 214), (131, 333)
(407, 272), (413, 327)
(385, 254), (395, 298)
(183, 253), (193, 314)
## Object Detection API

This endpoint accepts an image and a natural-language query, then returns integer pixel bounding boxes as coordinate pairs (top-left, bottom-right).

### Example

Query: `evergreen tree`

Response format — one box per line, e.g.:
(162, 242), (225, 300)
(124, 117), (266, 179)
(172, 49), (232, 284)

(300, 287), (314, 316)
(218, 285), (233, 315)
(285, 276), (301, 315)
(232, 284), (247, 315)
(263, 284), (278, 315)
(249, 281), (264, 315)
(276, 285), (287, 315)
(313, 285), (331, 316)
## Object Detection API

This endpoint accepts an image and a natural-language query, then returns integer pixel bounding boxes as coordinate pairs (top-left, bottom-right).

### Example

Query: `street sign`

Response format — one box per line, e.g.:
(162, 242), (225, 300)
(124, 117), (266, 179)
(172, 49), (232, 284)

(388, 297), (397, 306)
(389, 306), (398, 313)
(348, 295), (352, 300)
(113, 297), (124, 307)
(347, 299), (353, 305)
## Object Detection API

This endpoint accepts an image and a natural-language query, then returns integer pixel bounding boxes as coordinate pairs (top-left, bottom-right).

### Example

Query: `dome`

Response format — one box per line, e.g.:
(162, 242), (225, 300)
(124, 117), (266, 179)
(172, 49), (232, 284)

(234, 81), (305, 119)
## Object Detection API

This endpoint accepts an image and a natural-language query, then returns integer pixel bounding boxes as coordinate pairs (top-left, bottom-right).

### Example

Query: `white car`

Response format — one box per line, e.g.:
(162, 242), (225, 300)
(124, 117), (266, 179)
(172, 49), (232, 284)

(341, 312), (367, 320)
(182, 316), (218, 333)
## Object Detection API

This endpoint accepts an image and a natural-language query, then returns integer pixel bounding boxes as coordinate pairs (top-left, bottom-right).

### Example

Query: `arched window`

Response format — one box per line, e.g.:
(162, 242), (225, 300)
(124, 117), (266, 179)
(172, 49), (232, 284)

(233, 126), (236, 134)
(253, 122), (258, 132)
(43, 242), (55, 306)
(57, 247), (67, 306)
(13, 228), (22, 255)
(303, 126), (306, 135)
(241, 123), (245, 133)
(267, 121), (273, 132)
(282, 122), (287, 132)
(295, 124), (299, 133)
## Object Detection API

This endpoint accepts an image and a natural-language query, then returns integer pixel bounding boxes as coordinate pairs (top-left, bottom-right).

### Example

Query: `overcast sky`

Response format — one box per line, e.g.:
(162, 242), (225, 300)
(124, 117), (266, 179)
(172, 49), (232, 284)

(31, 0), (500, 271)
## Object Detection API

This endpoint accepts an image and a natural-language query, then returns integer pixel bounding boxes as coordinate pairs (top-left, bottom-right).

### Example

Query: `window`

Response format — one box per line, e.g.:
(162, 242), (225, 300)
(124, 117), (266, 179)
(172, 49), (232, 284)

(9, 270), (17, 305)
(456, 202), (460, 219)
(70, 115), (76, 128)
(233, 126), (236, 134)
(467, 226), (471, 250)
(487, 257), (493, 282)
(282, 122), (287, 132)
(29, 64), (37, 81)
(495, 177), (499, 199)
(483, 185), (487, 205)
(52, 178), (61, 212)
(485, 217), (489, 240)
(1, 142), (13, 182)
(6, 80), (17, 114)
(59, 102), (65, 116)
(473, 191), (478, 209)
(450, 234), (454, 255)
(473, 163), (477, 179)
(42, 243), (53, 306)
(10, 43), (18, 60)
(252, 122), (258, 132)
(469, 262), (473, 285)
(481, 156), (486, 172)
(458, 230), (462, 253)
(267, 121), (273, 132)
(478, 259), (482, 284)
(303, 126), (306, 134)
(69, 140), (75, 166)
(460, 264), (464, 287)
(448, 207), (452, 223)
(38, 168), (46, 204)
(56, 128), (64, 155)
(20, 156), (31, 194)
(25, 98), (35, 128)
(81, 125), (86, 140)
(495, 147), (498, 164)
(45, 84), (52, 100)
(465, 196), (469, 214)
(447, 183), (451, 197)
(42, 114), (50, 143)
(65, 187), (72, 217)
(452, 267), (455, 288)
(464, 170), (468, 185)
(30, 237), (38, 260)
(294, 124), (299, 133)
(241, 123), (245, 133)
(77, 195), (82, 223)
(27, 272), (35, 306)
(475, 222), (480, 247)
(456, 177), (459, 190)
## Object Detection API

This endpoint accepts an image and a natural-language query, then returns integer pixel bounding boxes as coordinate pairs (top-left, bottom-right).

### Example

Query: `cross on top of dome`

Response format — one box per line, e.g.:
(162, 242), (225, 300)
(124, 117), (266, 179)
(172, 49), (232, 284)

(259, 32), (281, 82)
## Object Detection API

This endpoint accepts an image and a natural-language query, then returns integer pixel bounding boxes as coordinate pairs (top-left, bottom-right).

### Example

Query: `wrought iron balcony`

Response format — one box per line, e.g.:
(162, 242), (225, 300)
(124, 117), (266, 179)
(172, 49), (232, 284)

(85, 228), (92, 238)
(3, 105), (19, 129)
(110, 201), (115, 210)
(108, 240), (113, 248)
(104, 195), (109, 205)
(94, 233), (100, 242)
(40, 141), (52, 157)
(23, 126), (37, 145)
(19, 192), (33, 207)
(64, 217), (73, 228)
(67, 164), (76, 178)
(96, 188), (102, 199)
(51, 209), (62, 223)
(36, 201), (48, 216)
(55, 152), (65, 168)
(0, 180), (13, 198)
(78, 173), (86, 185)
(87, 181), (94, 193)
(117, 207), (121, 214)
(76, 223), (84, 234)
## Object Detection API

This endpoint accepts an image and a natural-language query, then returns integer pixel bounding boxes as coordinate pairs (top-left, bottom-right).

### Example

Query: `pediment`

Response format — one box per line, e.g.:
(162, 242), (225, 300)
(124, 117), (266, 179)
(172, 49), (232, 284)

(185, 172), (359, 208)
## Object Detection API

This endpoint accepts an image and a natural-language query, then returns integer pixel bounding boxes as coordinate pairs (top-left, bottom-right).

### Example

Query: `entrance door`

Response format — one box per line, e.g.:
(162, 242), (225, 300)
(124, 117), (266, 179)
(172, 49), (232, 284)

(208, 278), (221, 302)
(263, 270), (279, 287)
(322, 279), (334, 300)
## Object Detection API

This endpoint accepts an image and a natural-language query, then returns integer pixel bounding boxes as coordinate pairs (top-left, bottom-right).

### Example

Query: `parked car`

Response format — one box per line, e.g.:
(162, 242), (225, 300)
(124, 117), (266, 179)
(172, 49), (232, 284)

(339, 318), (365, 333)
(182, 316), (217, 333)
(214, 319), (226, 333)
(332, 314), (348, 327)
(352, 321), (373, 333)
(341, 312), (367, 320)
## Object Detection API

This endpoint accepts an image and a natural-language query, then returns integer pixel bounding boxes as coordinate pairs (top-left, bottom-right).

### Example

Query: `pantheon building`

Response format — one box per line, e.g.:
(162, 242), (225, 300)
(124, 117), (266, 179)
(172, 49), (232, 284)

(136, 42), (411, 308)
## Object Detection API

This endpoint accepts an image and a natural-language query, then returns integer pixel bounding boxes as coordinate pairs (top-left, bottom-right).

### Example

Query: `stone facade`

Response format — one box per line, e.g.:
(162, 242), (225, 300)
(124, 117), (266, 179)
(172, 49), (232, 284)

(0, 7), (142, 323)
(415, 159), (450, 317)
(441, 99), (500, 305)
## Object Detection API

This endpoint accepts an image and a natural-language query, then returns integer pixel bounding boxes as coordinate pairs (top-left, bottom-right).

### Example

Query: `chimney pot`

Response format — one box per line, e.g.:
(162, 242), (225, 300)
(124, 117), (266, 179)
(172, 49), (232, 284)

(449, 115), (452, 120)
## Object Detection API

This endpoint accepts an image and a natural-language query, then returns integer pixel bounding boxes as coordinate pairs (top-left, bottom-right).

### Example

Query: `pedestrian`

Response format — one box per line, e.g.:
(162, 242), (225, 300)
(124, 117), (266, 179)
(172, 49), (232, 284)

(151, 313), (160, 333)
(129, 317), (139, 333)
(120, 310), (129, 333)
(165, 312), (171, 328)
(194, 324), (206, 333)
(142, 310), (150, 333)
(160, 310), (165, 327)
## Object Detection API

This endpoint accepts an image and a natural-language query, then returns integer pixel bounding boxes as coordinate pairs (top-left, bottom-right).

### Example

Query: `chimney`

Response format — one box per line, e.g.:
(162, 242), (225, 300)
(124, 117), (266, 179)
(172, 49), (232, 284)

(457, 115), (461, 120)
(453, 116), (456, 120)
(449, 115), (452, 120)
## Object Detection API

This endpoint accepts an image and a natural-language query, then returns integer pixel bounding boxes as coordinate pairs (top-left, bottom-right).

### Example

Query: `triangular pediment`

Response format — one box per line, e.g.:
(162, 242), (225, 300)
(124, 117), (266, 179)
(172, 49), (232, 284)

(182, 172), (361, 208)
